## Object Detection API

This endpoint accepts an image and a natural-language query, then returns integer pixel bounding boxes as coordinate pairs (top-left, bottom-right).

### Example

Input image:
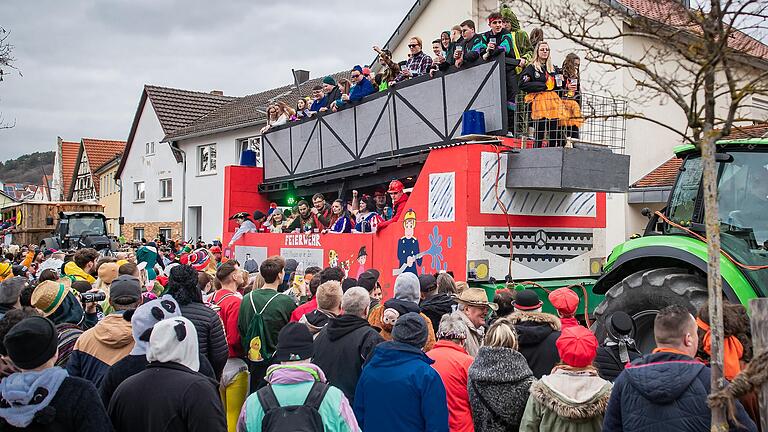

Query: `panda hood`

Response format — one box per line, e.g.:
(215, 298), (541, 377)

(128, 295), (182, 356)
(147, 316), (199, 372)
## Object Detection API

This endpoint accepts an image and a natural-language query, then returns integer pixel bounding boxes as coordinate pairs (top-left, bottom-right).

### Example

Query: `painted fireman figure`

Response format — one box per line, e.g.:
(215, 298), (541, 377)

(397, 209), (422, 275)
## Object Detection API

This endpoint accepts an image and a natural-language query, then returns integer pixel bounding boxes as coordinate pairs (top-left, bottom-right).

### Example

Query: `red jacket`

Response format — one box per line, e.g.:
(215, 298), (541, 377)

(377, 193), (409, 230)
(211, 289), (243, 358)
(290, 297), (318, 322)
(427, 340), (475, 432)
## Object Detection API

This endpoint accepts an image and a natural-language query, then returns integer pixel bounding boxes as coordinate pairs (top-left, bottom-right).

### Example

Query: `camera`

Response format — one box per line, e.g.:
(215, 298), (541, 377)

(81, 292), (106, 303)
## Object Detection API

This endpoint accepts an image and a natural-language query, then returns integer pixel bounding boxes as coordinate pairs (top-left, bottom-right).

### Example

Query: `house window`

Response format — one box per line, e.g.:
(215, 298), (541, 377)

(237, 136), (263, 167)
(199, 144), (217, 175)
(159, 227), (172, 240)
(134, 181), (145, 202)
(145, 142), (155, 155)
(159, 178), (173, 200)
(133, 227), (145, 241)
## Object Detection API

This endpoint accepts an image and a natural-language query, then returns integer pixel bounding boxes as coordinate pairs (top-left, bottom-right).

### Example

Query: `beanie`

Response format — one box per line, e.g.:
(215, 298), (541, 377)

(392, 312), (428, 348)
(548, 288), (580, 316)
(322, 76), (337, 86)
(556, 325), (598, 368)
(274, 322), (314, 361)
(393, 272), (420, 304)
(4, 316), (58, 369)
(418, 274), (437, 294)
(0, 276), (27, 304)
(147, 316), (200, 372)
(357, 269), (380, 292)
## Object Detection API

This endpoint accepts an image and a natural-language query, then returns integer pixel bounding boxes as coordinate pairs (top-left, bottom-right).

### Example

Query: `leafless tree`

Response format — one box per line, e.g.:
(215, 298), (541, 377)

(511, 0), (768, 428)
(0, 26), (20, 129)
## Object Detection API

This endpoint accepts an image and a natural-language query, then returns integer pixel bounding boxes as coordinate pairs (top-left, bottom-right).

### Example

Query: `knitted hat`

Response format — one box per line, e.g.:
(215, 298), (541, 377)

(418, 274), (437, 294)
(357, 269), (380, 292)
(129, 295), (182, 356)
(274, 322), (314, 362)
(147, 316), (200, 372)
(4, 316), (58, 369)
(392, 312), (428, 348)
(393, 273), (420, 304)
(0, 276), (26, 304)
(98, 262), (119, 285)
(31, 280), (68, 317)
(548, 288), (580, 316)
(180, 249), (210, 272)
(341, 278), (357, 293)
(513, 289), (542, 311)
(322, 76), (337, 86)
(110, 275), (142, 304)
(352, 65), (363, 74)
(556, 325), (598, 368)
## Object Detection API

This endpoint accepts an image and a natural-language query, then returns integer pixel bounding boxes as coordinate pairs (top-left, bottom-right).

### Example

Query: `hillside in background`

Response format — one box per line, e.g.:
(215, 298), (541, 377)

(0, 151), (54, 185)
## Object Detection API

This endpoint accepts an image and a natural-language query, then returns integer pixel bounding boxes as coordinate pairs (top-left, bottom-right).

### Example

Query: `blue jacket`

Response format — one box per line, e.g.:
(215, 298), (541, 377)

(354, 341), (448, 432)
(348, 79), (375, 103)
(603, 352), (756, 432)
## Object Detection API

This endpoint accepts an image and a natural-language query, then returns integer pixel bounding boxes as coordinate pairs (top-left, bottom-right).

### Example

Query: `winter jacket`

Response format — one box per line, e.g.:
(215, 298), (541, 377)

(348, 78), (375, 103)
(290, 297), (317, 322)
(237, 362), (359, 432)
(299, 309), (337, 336)
(179, 301), (228, 381)
(449, 310), (484, 357)
(427, 340), (475, 432)
(377, 192), (409, 230)
(603, 351), (757, 432)
(313, 314), (384, 404)
(368, 304), (436, 351)
(355, 341), (449, 432)
(520, 64), (562, 94)
(66, 313), (134, 387)
(520, 367), (612, 432)
(594, 342), (642, 382)
(420, 293), (456, 334)
(468, 346), (535, 432)
(507, 311), (561, 378)
(63, 261), (95, 284)
(98, 352), (216, 409)
(210, 289), (243, 358)
(109, 361), (227, 432)
(0, 370), (111, 432)
(238, 288), (296, 358)
(324, 87), (342, 110)
(286, 212), (321, 232)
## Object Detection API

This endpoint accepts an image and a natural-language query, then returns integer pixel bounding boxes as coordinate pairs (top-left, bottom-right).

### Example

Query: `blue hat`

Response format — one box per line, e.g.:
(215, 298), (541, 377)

(352, 65), (363, 74)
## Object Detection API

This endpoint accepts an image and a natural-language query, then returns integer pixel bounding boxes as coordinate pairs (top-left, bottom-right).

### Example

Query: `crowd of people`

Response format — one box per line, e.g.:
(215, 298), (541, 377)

(258, 4), (584, 147)
(0, 238), (761, 431)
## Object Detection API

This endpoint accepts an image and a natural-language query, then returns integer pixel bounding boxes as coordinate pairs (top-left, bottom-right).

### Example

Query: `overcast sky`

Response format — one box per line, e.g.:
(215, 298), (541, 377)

(0, 0), (415, 161)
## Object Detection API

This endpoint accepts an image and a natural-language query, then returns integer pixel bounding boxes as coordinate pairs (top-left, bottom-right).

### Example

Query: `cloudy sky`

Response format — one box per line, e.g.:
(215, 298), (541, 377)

(0, 0), (414, 161)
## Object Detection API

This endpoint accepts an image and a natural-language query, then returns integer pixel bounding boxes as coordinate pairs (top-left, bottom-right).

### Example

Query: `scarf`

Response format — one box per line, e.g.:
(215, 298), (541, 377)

(696, 317), (743, 380)
(0, 367), (68, 427)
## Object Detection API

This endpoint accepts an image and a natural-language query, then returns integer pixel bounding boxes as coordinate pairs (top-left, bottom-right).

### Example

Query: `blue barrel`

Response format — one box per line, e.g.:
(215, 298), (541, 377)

(461, 110), (486, 135)
(240, 149), (257, 166)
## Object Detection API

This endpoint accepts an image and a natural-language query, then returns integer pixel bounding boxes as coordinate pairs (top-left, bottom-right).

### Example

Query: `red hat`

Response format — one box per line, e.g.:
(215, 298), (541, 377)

(556, 326), (598, 368)
(387, 180), (404, 193)
(209, 246), (222, 254)
(548, 288), (580, 316)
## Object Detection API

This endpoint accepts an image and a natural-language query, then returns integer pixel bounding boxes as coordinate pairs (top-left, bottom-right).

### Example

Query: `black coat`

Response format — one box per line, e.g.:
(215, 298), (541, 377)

(98, 353), (216, 408)
(179, 302), (227, 381)
(603, 352), (756, 431)
(594, 343), (642, 382)
(108, 362), (226, 432)
(312, 314), (384, 404)
(419, 294), (456, 334)
(0, 376), (111, 432)
(507, 311), (561, 379)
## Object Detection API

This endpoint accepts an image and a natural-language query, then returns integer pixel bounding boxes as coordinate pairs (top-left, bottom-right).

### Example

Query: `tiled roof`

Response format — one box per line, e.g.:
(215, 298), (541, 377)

(145, 86), (236, 135)
(81, 139), (126, 195)
(165, 71), (350, 140)
(60, 141), (80, 200)
(615, 0), (768, 59)
(632, 123), (768, 188)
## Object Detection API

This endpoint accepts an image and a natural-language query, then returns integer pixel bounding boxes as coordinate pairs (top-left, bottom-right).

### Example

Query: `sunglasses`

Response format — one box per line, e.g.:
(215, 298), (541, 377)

(408, 44), (419, 48)
(351, 73), (361, 79)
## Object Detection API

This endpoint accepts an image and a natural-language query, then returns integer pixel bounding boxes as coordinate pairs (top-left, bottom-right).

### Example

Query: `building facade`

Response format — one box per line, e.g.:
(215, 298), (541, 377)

(94, 156), (122, 236)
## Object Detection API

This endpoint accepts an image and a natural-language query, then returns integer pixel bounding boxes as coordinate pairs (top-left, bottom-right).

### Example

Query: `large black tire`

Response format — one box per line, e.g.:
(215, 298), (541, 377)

(593, 267), (707, 353)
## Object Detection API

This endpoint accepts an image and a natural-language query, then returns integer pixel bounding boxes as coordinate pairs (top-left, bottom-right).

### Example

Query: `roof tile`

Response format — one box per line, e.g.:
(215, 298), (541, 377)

(144, 86), (236, 134)
(81, 139), (126, 195)
(61, 141), (80, 200)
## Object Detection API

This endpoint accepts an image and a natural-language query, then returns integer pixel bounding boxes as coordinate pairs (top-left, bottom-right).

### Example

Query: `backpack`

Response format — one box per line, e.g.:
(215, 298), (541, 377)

(242, 292), (280, 363)
(256, 381), (329, 432)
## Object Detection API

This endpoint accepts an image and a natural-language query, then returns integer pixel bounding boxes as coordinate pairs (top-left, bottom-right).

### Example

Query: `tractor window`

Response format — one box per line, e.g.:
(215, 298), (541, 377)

(718, 152), (768, 247)
(666, 156), (702, 233)
(67, 217), (106, 237)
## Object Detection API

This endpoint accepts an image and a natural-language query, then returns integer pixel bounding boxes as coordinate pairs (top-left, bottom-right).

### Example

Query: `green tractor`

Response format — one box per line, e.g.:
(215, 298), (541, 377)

(593, 138), (768, 351)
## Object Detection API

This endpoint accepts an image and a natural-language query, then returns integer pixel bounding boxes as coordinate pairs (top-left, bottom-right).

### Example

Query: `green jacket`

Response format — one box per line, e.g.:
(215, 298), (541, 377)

(520, 369), (612, 432)
(237, 288), (296, 356)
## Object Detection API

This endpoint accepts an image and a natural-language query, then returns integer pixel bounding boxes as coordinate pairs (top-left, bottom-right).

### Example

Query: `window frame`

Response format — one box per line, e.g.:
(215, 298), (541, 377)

(133, 227), (145, 241)
(145, 141), (156, 156)
(159, 227), (172, 240)
(236, 136), (263, 167)
(159, 178), (173, 201)
(198, 144), (217, 176)
(133, 181), (146, 203)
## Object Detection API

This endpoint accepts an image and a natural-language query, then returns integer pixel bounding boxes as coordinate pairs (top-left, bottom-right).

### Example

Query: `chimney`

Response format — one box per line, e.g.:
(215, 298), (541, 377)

(293, 70), (310, 85)
(210, 90), (224, 96)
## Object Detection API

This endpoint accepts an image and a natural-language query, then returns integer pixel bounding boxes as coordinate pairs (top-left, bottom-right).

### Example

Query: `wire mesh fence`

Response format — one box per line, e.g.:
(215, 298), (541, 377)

(510, 92), (627, 153)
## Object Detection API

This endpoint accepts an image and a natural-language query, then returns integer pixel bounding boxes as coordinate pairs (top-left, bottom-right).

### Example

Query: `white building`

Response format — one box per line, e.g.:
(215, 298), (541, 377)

(117, 86), (234, 242)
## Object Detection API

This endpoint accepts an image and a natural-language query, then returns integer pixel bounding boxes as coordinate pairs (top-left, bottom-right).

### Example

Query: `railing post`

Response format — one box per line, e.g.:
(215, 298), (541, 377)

(749, 298), (768, 432)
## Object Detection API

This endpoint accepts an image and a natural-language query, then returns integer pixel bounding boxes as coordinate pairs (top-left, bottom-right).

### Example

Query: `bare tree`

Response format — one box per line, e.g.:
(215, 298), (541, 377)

(511, 0), (768, 428)
(0, 26), (20, 129)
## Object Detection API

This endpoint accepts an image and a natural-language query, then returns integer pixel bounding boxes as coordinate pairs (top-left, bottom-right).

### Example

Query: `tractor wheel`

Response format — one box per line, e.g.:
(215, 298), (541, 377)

(592, 267), (707, 353)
